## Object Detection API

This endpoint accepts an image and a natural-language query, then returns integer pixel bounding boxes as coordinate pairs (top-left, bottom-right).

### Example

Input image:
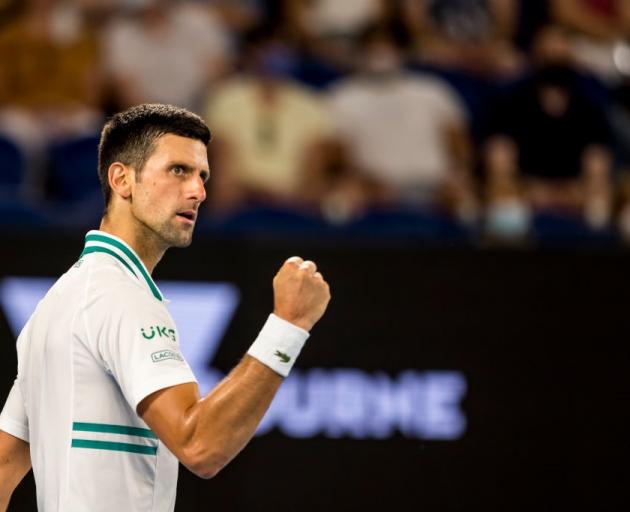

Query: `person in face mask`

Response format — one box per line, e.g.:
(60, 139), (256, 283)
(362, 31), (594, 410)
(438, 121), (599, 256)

(204, 24), (335, 213)
(325, 24), (478, 223)
(102, 0), (232, 112)
(361, 28), (404, 77)
(484, 45), (614, 237)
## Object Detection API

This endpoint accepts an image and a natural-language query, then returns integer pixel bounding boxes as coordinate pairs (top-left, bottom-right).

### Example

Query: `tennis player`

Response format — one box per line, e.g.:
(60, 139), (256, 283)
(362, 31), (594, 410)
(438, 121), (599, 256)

(0, 104), (331, 511)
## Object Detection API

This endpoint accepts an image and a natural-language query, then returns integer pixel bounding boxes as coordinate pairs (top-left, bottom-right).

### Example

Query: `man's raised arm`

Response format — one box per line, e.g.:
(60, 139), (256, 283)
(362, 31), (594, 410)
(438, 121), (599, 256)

(138, 256), (331, 478)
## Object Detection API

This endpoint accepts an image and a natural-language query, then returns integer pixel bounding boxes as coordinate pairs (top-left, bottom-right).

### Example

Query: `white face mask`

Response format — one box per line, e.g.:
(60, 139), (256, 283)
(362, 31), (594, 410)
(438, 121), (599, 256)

(486, 200), (531, 240)
(49, 3), (82, 44)
(364, 50), (401, 75)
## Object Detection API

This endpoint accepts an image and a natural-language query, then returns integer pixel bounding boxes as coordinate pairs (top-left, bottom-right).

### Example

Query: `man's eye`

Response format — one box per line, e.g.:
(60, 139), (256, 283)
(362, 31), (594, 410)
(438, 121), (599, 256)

(171, 166), (184, 176)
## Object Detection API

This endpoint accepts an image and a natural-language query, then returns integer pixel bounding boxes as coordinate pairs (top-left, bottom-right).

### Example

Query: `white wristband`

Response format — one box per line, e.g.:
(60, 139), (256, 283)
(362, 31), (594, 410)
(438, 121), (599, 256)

(247, 314), (310, 377)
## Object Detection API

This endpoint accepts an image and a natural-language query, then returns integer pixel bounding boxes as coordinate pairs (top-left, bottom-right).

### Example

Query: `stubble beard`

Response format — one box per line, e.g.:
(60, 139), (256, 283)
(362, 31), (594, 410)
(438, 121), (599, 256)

(154, 217), (194, 248)
(131, 179), (195, 250)
(135, 210), (194, 250)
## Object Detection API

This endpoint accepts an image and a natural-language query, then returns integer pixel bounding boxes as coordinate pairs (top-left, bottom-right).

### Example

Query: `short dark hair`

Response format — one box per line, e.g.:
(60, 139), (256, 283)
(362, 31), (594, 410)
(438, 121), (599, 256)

(98, 104), (211, 208)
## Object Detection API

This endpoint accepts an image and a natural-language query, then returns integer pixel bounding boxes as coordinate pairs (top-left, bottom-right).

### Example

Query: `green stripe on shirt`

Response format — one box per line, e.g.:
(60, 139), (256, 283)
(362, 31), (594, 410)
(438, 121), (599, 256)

(71, 439), (157, 456)
(72, 422), (157, 439)
(84, 233), (163, 301)
(79, 246), (138, 278)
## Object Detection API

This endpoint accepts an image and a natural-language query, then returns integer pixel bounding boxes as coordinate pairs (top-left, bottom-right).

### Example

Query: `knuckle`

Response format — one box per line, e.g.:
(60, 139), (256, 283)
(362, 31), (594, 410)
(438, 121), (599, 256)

(286, 256), (303, 266)
(299, 260), (316, 271)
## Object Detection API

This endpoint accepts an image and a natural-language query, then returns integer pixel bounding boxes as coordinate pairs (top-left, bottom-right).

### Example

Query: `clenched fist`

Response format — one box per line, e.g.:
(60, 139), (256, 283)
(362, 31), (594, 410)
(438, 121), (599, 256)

(273, 256), (331, 332)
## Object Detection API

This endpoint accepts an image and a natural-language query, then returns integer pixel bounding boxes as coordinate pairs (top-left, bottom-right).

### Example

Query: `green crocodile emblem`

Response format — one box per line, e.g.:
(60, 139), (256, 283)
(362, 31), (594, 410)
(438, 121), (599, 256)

(274, 350), (290, 363)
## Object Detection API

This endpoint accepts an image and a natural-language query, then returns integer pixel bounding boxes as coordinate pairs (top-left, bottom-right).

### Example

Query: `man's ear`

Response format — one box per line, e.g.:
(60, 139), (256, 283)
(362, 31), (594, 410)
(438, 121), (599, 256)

(108, 163), (132, 200)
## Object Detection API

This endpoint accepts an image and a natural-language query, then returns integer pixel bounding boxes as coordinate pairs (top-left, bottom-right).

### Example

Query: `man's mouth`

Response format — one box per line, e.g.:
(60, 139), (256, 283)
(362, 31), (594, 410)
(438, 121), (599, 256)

(176, 210), (197, 223)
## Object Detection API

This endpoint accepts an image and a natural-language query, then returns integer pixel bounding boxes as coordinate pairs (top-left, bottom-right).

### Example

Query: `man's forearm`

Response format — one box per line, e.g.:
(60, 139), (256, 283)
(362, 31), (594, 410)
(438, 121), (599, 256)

(140, 256), (330, 479)
(0, 431), (31, 510)
(141, 355), (284, 479)
(184, 355), (283, 477)
(0, 462), (28, 510)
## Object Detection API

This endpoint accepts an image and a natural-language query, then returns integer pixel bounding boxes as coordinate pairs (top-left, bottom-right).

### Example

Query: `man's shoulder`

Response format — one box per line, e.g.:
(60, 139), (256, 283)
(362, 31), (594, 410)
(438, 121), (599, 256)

(81, 254), (156, 308)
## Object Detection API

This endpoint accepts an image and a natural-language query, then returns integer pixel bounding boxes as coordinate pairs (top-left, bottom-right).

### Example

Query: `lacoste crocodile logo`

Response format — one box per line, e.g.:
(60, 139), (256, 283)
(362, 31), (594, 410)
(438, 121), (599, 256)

(274, 350), (290, 363)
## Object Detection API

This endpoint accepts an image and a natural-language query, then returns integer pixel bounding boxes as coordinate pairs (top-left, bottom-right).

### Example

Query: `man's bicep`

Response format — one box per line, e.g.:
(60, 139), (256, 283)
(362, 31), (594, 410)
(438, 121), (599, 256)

(138, 382), (201, 457)
(94, 292), (197, 410)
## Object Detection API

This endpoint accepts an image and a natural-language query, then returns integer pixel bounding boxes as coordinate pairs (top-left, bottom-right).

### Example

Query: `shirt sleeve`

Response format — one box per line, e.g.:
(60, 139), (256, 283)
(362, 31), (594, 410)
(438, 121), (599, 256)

(89, 288), (198, 411)
(0, 380), (29, 442)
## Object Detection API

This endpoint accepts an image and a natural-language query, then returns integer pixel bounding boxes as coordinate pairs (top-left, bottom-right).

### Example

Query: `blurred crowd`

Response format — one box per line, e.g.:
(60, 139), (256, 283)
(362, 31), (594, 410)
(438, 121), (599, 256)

(2, 0), (630, 244)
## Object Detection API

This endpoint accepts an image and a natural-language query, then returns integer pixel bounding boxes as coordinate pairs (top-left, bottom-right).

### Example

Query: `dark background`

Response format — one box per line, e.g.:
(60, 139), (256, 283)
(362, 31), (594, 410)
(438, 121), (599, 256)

(2, 234), (630, 511)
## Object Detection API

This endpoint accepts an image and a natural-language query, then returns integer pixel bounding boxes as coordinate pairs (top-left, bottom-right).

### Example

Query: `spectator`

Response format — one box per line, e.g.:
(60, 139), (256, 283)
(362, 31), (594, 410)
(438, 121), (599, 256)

(510, 0), (551, 53)
(326, 24), (478, 222)
(282, 0), (388, 80)
(102, 0), (232, 112)
(608, 82), (630, 174)
(402, 0), (523, 78)
(549, 0), (630, 83)
(484, 60), (614, 234)
(207, 0), (264, 36)
(286, 0), (386, 39)
(204, 24), (334, 213)
(609, 82), (630, 241)
(0, 0), (103, 196)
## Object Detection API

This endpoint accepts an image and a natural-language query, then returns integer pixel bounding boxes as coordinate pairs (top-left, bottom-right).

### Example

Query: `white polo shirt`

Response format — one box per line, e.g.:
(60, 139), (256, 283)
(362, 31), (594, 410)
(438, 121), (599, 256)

(0, 230), (197, 511)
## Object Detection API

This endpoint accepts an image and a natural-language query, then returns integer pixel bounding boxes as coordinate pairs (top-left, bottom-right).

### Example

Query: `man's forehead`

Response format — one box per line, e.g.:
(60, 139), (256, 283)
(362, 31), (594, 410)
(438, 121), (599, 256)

(155, 133), (207, 151)
(151, 133), (209, 166)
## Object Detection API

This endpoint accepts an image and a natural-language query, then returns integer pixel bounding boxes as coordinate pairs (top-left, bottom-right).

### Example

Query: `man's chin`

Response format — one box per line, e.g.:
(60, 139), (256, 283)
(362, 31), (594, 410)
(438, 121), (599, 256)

(172, 236), (193, 248)
(160, 225), (195, 249)
(169, 228), (194, 248)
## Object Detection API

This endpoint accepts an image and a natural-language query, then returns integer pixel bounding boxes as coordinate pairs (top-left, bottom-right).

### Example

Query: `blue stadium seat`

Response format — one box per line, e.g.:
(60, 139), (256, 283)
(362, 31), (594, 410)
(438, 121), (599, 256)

(0, 198), (50, 228)
(46, 191), (104, 229)
(48, 134), (101, 203)
(0, 135), (25, 192)
(208, 205), (330, 235)
(532, 211), (617, 245)
(345, 207), (473, 241)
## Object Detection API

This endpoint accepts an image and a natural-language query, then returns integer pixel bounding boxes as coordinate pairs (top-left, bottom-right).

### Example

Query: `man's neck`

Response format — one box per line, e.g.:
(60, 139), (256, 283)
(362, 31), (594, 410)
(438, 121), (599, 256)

(99, 217), (167, 275)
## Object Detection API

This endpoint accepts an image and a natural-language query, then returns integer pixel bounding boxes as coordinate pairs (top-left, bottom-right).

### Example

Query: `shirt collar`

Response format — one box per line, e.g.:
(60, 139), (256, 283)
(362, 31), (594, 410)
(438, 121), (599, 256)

(81, 230), (165, 302)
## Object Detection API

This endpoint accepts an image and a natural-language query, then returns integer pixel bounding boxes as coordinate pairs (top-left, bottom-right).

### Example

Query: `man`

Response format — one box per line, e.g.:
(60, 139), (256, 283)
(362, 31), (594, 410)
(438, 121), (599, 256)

(0, 104), (331, 511)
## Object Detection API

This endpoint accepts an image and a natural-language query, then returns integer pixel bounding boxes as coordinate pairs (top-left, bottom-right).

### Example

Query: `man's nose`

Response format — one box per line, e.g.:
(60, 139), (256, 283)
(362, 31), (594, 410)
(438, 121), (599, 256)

(188, 175), (207, 203)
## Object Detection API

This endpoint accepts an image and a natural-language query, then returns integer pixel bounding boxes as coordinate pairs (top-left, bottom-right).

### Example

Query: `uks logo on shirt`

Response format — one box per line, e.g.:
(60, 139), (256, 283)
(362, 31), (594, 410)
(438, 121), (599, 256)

(140, 325), (176, 342)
